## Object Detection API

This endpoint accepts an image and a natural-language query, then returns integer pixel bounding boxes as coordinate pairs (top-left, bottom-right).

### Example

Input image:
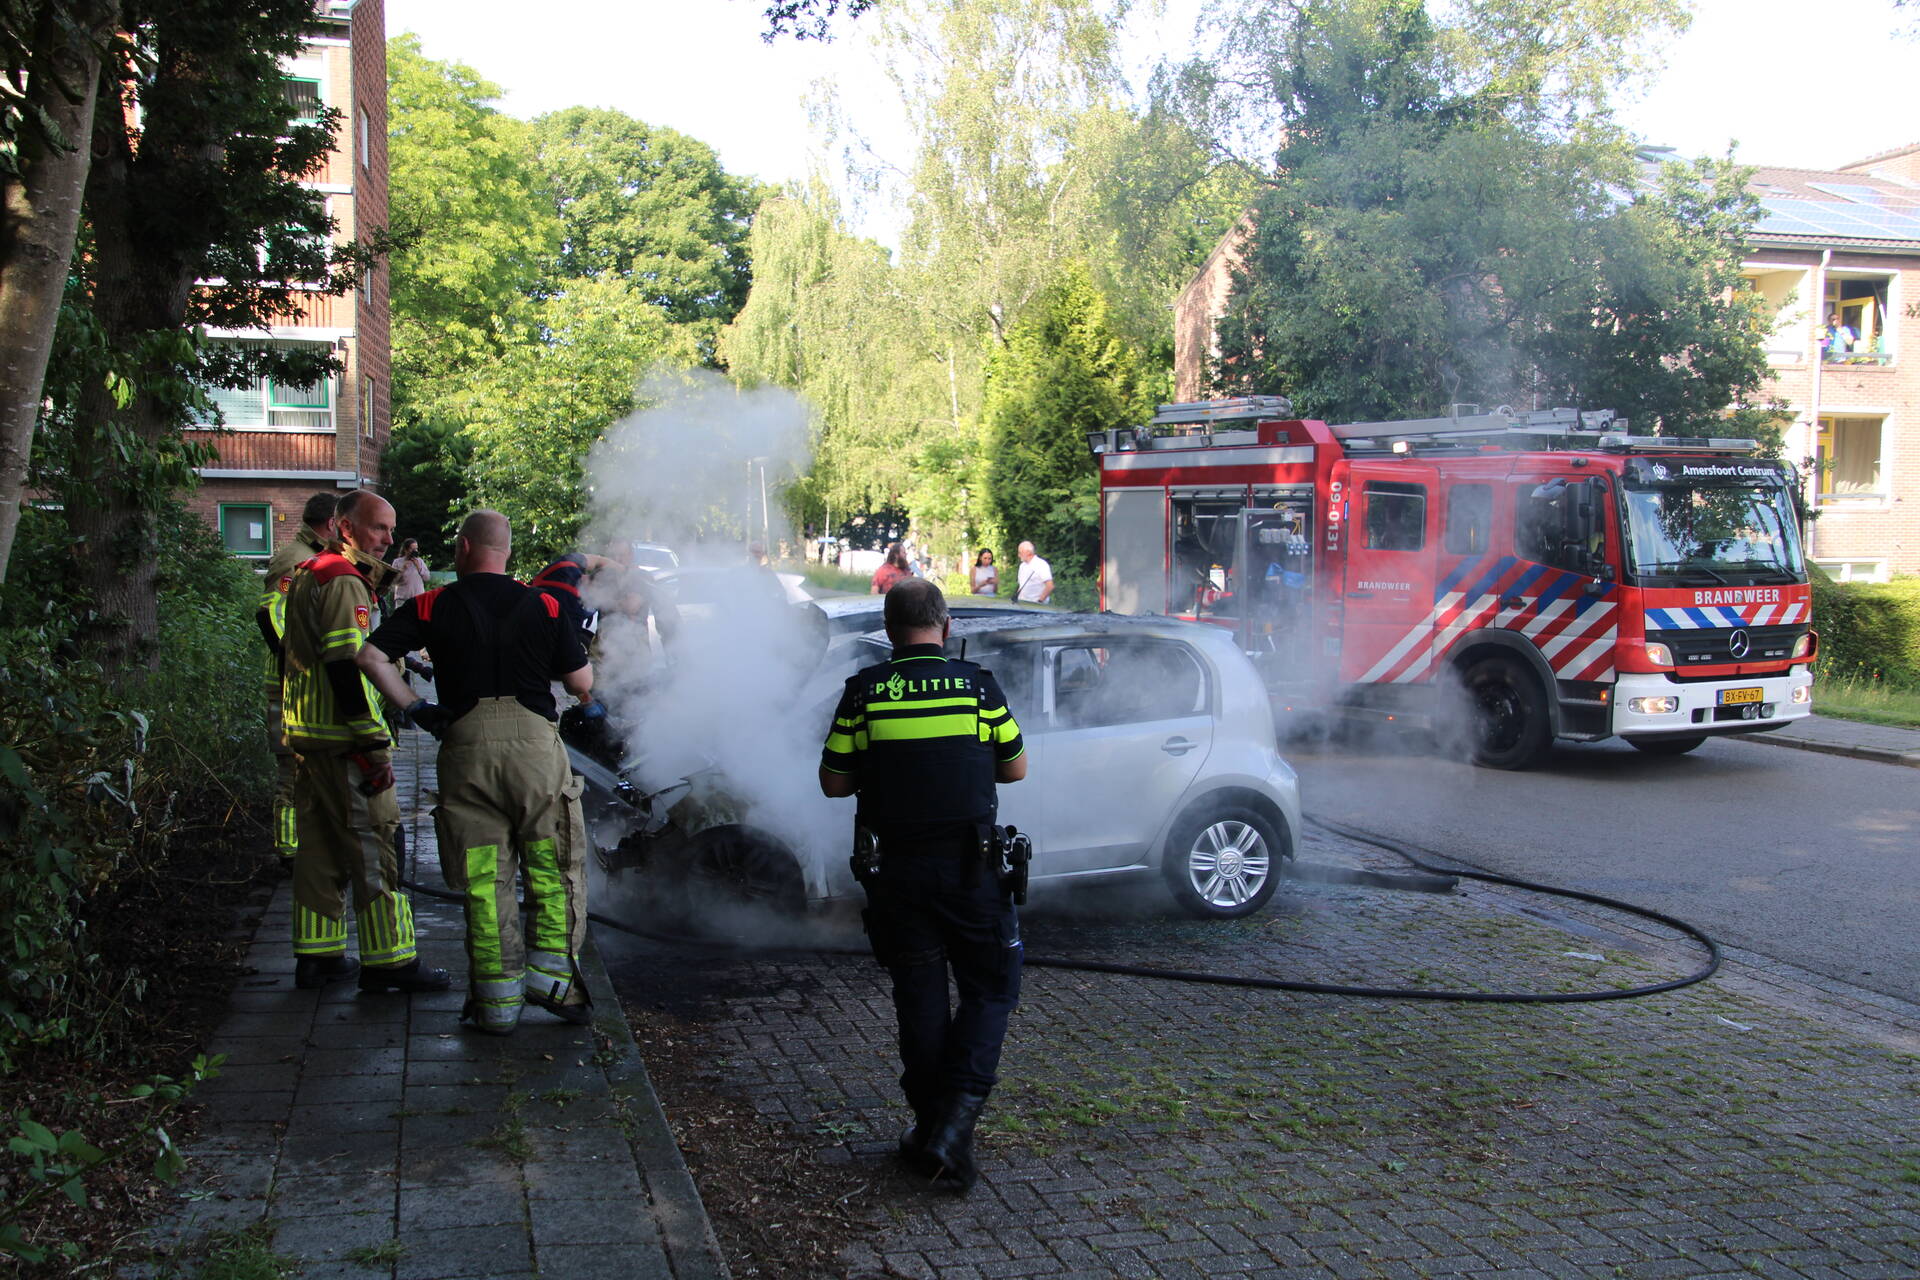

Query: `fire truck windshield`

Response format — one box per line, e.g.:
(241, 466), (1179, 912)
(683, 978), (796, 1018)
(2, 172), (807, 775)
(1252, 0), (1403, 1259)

(1620, 479), (1805, 585)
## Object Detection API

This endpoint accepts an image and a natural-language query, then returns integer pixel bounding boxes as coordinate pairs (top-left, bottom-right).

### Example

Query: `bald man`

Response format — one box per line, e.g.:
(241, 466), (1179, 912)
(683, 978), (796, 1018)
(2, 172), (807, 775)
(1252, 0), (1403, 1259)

(281, 489), (449, 994)
(361, 509), (597, 1034)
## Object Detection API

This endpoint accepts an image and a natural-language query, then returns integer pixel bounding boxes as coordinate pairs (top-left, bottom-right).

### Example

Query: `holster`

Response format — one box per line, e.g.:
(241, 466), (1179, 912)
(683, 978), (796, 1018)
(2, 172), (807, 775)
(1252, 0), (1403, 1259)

(993, 825), (1032, 905)
(850, 823), (882, 886)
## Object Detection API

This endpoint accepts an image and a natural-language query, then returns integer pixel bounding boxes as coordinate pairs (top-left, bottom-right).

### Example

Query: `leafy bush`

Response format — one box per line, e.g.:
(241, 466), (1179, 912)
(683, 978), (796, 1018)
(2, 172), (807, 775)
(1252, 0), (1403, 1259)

(1810, 570), (1920, 689)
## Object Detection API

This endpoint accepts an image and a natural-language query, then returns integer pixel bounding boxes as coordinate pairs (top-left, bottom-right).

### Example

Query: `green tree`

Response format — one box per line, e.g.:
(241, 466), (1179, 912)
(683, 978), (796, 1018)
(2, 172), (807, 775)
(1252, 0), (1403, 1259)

(982, 262), (1152, 579)
(460, 277), (690, 566)
(385, 34), (558, 557)
(46, 0), (368, 668)
(1207, 0), (1768, 436)
(529, 107), (762, 343)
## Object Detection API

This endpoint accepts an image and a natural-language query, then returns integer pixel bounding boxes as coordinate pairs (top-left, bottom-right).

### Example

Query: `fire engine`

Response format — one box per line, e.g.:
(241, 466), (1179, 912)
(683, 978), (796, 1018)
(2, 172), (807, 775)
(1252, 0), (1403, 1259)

(1088, 398), (1816, 768)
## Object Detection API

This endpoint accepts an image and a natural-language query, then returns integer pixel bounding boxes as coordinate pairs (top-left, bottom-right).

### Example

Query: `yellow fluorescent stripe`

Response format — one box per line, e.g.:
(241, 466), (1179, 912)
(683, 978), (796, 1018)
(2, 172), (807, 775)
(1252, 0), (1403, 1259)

(867, 696), (979, 712)
(994, 723), (1022, 742)
(834, 716), (863, 728)
(868, 713), (980, 741)
(321, 627), (362, 643)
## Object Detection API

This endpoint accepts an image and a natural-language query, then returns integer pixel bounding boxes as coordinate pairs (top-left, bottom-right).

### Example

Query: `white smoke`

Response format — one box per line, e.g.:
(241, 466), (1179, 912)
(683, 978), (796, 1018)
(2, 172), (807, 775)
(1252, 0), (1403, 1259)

(579, 368), (853, 911)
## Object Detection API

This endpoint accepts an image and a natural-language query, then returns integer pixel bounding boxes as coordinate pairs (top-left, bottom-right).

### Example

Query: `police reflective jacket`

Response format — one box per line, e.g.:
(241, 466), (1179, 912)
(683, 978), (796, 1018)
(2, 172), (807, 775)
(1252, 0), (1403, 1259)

(820, 644), (1024, 841)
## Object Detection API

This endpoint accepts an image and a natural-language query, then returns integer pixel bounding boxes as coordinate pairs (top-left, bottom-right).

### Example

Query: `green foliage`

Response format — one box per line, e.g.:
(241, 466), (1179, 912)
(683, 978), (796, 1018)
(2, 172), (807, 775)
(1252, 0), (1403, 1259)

(1809, 570), (1920, 689)
(1200, 0), (1766, 436)
(983, 263), (1152, 581)
(381, 415), (473, 565)
(529, 107), (763, 333)
(189, 1223), (299, 1280)
(461, 279), (690, 567)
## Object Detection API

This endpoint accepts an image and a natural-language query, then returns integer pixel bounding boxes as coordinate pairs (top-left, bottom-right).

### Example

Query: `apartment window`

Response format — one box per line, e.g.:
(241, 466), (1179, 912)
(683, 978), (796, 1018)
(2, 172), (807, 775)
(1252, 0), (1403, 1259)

(361, 374), (375, 439)
(281, 76), (322, 126)
(194, 340), (336, 431)
(1814, 416), (1886, 503)
(1444, 484), (1492, 555)
(359, 105), (369, 172)
(1822, 275), (1893, 365)
(1810, 558), (1888, 584)
(1740, 267), (1810, 365)
(219, 504), (272, 557)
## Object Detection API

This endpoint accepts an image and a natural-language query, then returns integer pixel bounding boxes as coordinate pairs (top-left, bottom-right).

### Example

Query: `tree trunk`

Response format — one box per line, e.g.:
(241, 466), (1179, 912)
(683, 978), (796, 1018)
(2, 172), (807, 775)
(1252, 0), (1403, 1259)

(61, 60), (196, 672)
(0, 0), (118, 585)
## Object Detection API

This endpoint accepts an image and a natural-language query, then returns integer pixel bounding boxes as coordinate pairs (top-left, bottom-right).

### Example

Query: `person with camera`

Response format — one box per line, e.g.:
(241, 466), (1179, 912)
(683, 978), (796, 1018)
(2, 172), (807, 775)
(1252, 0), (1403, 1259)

(818, 577), (1027, 1192)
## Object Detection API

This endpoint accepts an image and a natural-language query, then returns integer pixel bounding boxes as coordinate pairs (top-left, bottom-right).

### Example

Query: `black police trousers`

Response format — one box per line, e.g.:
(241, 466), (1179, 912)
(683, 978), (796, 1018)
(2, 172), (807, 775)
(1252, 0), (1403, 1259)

(861, 839), (1022, 1109)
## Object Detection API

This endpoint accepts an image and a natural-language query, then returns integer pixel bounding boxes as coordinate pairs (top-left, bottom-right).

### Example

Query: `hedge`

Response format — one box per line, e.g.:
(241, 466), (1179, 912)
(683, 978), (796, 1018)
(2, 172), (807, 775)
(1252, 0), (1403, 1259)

(1809, 569), (1920, 688)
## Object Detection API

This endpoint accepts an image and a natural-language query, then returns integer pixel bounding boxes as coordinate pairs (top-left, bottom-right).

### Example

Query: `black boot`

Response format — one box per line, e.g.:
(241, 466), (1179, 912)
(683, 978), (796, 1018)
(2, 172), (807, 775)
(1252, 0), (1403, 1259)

(294, 955), (359, 990)
(897, 1103), (939, 1174)
(921, 1091), (989, 1192)
(358, 959), (452, 993)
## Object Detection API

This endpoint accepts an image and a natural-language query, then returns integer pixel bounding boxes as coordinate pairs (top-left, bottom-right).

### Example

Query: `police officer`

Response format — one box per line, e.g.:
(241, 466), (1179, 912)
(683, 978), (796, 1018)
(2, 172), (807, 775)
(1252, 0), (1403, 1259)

(255, 492), (339, 864)
(281, 489), (450, 994)
(818, 578), (1028, 1191)
(357, 510), (599, 1035)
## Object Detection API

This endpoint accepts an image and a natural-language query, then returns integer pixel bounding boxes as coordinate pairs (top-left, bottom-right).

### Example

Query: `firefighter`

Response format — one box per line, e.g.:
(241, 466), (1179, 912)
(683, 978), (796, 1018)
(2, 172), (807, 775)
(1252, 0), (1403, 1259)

(255, 492), (339, 864)
(818, 578), (1028, 1192)
(530, 548), (620, 650)
(357, 509), (599, 1034)
(281, 489), (450, 994)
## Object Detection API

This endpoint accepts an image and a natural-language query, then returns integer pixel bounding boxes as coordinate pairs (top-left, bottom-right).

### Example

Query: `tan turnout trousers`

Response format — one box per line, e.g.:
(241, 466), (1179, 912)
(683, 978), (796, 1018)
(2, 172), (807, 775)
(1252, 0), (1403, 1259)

(432, 699), (589, 1032)
(291, 749), (418, 966)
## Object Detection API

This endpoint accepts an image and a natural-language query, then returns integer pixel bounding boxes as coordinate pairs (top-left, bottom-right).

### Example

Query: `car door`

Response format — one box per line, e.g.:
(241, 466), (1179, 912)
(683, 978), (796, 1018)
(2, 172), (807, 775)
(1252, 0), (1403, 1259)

(951, 640), (1045, 844)
(1034, 637), (1213, 876)
(1339, 462), (1440, 683)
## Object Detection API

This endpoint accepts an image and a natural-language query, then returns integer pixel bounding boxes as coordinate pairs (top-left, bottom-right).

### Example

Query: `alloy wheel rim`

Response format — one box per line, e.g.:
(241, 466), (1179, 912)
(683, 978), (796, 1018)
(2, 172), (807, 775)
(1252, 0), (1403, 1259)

(1187, 820), (1271, 907)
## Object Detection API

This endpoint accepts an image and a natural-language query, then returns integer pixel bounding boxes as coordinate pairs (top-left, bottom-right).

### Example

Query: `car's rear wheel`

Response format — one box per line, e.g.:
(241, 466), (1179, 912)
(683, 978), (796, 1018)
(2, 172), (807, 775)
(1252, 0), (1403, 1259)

(1627, 734), (1707, 756)
(1164, 805), (1283, 919)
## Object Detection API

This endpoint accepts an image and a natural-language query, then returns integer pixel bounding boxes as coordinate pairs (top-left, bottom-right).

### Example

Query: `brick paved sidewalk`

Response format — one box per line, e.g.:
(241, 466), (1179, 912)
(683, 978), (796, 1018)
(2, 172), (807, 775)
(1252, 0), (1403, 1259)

(131, 729), (728, 1280)
(607, 819), (1920, 1280)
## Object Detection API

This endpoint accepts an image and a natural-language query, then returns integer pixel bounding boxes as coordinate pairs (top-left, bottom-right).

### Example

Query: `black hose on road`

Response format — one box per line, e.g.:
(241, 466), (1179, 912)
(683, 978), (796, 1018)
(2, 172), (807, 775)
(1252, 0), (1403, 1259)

(398, 814), (1720, 1006)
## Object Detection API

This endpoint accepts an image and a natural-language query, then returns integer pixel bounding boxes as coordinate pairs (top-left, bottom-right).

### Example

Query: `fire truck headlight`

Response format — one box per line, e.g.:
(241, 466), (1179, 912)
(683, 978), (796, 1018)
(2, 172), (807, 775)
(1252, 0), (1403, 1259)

(1792, 684), (1811, 704)
(1644, 642), (1673, 666)
(1627, 696), (1679, 715)
(1791, 632), (1812, 659)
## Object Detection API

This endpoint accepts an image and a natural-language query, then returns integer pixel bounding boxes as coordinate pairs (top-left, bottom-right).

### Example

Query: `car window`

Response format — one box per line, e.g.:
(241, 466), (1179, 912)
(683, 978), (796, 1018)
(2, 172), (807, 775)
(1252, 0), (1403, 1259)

(965, 645), (1035, 723)
(1048, 640), (1206, 729)
(1364, 481), (1427, 551)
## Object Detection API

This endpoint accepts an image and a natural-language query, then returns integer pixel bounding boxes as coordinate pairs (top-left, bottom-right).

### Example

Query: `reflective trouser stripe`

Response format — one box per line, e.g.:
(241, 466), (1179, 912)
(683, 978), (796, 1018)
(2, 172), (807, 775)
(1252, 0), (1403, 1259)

(526, 949), (573, 1005)
(294, 904), (347, 956)
(276, 803), (298, 857)
(464, 844), (506, 978)
(524, 838), (569, 954)
(472, 976), (522, 1032)
(358, 893), (417, 967)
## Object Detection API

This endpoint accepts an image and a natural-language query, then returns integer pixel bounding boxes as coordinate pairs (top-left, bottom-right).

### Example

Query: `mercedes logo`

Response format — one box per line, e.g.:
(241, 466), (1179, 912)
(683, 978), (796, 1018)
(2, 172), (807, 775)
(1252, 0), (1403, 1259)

(1728, 629), (1751, 660)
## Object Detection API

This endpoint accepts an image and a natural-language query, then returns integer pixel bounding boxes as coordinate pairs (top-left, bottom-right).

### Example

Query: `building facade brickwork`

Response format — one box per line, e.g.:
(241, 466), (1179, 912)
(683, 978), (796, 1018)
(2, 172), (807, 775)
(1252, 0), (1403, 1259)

(187, 0), (390, 566)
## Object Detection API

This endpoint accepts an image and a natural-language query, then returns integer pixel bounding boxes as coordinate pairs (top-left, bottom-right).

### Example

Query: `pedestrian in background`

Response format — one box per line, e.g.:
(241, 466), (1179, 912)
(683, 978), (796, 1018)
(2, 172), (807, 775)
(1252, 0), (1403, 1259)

(970, 548), (997, 596)
(359, 509), (598, 1034)
(819, 578), (1028, 1192)
(871, 542), (912, 595)
(1014, 540), (1053, 604)
(256, 491), (338, 866)
(279, 489), (449, 994)
(391, 538), (430, 607)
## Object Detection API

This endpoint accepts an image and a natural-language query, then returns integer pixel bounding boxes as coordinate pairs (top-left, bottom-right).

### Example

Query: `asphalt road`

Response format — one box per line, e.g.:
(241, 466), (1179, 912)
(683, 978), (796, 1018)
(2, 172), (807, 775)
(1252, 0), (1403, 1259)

(1288, 730), (1920, 1003)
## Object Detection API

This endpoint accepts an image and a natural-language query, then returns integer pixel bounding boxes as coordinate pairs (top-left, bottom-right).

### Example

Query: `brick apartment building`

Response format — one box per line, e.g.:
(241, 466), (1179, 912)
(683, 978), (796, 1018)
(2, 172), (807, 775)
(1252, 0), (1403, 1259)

(1172, 142), (1920, 579)
(183, 0), (389, 565)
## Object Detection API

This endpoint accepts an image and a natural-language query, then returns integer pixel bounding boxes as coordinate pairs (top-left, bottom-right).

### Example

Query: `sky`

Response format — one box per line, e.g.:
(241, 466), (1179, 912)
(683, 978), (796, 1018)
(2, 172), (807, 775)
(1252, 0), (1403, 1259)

(388, 0), (1919, 243)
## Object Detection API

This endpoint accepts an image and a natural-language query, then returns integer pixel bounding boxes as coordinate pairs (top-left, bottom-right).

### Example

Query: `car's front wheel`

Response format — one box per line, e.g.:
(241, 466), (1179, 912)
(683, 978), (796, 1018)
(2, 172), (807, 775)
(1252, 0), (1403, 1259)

(1163, 805), (1284, 919)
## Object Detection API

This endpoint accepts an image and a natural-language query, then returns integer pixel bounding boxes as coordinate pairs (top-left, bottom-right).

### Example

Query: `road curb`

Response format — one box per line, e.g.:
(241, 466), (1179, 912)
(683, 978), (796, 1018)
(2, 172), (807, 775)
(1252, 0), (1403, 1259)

(580, 930), (733, 1280)
(1737, 732), (1920, 769)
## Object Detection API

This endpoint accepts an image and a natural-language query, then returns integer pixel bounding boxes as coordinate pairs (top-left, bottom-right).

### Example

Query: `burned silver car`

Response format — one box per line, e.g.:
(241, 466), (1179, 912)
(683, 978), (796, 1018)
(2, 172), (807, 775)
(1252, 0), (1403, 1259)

(568, 609), (1301, 922)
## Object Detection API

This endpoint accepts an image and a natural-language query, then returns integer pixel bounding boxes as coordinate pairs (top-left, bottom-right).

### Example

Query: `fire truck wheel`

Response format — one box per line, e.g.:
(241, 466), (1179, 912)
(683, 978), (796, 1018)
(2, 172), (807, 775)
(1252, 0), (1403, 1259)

(1163, 805), (1281, 919)
(1463, 657), (1550, 770)
(1627, 735), (1707, 756)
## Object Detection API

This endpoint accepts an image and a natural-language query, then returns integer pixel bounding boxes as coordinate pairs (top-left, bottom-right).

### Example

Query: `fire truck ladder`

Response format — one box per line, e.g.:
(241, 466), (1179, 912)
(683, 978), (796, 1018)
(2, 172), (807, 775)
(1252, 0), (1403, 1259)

(1327, 406), (1763, 457)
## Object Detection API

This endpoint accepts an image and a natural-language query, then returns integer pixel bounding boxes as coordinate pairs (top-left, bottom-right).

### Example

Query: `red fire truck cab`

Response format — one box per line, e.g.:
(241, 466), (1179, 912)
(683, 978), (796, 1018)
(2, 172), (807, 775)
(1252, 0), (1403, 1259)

(1091, 399), (1816, 768)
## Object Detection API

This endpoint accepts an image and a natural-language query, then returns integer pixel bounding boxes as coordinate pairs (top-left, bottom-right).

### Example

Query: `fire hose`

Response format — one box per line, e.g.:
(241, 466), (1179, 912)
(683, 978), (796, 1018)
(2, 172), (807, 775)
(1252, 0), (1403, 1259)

(396, 813), (1720, 1006)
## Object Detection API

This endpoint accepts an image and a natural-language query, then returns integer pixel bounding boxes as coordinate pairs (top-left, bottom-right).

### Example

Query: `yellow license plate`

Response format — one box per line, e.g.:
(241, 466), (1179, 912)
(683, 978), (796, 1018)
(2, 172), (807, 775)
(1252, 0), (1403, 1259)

(1719, 687), (1764, 706)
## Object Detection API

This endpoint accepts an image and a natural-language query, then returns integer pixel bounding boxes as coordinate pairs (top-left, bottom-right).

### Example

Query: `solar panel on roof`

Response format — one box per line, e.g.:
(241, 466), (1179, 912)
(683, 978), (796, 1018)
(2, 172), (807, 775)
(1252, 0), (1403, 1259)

(1807, 182), (1890, 203)
(1767, 199), (1920, 239)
